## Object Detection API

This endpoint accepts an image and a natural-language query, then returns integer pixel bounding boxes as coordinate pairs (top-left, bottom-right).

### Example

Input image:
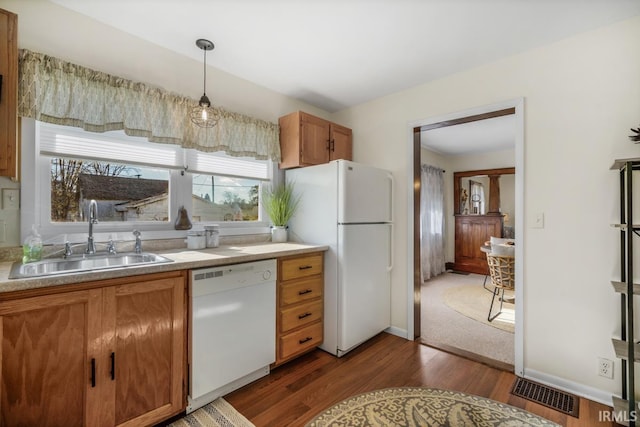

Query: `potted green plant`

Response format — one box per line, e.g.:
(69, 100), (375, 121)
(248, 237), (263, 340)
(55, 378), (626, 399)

(262, 182), (301, 243)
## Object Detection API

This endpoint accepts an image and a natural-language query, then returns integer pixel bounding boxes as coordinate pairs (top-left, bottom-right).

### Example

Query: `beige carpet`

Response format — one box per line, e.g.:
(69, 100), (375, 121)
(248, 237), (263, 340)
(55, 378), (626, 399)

(443, 284), (515, 333)
(421, 272), (514, 365)
(169, 398), (254, 427)
(305, 387), (559, 426)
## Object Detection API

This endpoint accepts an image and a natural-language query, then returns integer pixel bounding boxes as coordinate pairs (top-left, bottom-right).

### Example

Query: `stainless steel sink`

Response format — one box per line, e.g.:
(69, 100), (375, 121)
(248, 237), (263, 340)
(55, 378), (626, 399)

(9, 252), (173, 279)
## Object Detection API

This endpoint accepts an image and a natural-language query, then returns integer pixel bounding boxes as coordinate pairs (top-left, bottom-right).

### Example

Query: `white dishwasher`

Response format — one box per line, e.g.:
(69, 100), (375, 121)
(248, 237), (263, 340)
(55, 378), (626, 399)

(188, 259), (276, 413)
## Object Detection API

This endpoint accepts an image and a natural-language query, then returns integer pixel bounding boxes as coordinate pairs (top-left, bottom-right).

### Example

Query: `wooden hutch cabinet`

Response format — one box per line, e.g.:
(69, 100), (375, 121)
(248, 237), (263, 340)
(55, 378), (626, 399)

(0, 8), (18, 178)
(451, 167), (514, 275)
(453, 214), (503, 275)
(278, 111), (352, 169)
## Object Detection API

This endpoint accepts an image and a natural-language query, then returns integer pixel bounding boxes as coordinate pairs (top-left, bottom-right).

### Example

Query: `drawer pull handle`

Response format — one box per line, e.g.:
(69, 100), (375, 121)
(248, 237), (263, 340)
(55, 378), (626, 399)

(298, 265), (313, 270)
(298, 289), (313, 295)
(110, 352), (116, 381)
(90, 358), (96, 388)
(298, 312), (312, 319)
(299, 336), (313, 344)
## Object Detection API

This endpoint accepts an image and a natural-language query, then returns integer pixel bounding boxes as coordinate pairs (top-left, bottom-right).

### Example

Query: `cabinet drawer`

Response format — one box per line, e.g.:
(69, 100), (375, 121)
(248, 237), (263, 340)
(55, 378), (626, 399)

(280, 254), (323, 281)
(281, 277), (323, 306)
(280, 322), (323, 360)
(280, 300), (323, 333)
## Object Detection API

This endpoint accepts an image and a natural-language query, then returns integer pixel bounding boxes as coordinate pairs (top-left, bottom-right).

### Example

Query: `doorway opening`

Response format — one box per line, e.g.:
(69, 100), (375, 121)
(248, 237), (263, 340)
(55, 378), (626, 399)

(408, 99), (524, 375)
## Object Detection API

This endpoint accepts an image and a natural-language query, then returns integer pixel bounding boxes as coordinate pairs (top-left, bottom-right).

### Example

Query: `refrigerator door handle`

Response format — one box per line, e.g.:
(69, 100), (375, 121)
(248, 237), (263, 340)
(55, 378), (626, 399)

(388, 173), (394, 223)
(387, 223), (394, 272)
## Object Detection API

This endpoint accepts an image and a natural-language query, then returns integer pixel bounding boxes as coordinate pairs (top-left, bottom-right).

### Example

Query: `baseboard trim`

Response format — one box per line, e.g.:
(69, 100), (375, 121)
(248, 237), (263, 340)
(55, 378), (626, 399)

(524, 368), (613, 407)
(385, 325), (408, 339)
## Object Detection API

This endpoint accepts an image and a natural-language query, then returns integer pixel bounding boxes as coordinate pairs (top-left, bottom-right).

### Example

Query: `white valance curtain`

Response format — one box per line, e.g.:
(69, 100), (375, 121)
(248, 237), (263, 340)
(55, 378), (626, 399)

(18, 49), (281, 161)
(420, 164), (446, 282)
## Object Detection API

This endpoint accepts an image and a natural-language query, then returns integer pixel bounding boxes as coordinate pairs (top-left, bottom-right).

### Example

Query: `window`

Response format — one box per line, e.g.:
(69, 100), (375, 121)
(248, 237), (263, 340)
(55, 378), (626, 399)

(192, 174), (260, 222)
(50, 158), (170, 223)
(22, 120), (274, 241)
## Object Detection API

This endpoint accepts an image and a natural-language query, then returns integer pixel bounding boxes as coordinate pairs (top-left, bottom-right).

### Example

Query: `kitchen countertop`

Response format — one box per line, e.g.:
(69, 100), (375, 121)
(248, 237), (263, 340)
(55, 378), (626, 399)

(0, 242), (328, 295)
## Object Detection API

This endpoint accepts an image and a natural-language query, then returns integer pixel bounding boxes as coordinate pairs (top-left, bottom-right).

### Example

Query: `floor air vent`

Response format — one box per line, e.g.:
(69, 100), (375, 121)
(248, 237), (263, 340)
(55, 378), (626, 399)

(511, 377), (580, 418)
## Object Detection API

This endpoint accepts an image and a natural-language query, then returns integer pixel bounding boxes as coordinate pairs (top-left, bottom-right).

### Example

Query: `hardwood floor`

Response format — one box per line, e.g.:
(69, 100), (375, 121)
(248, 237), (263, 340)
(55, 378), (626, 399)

(226, 333), (614, 427)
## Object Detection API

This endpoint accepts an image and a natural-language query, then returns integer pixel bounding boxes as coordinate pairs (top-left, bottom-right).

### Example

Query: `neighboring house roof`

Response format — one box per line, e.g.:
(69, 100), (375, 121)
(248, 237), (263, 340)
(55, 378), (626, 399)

(78, 174), (168, 201)
(117, 193), (168, 210)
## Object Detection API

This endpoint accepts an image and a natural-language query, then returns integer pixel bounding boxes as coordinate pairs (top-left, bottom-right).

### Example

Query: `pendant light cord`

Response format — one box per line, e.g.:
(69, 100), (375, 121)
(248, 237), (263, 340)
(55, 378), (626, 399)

(203, 48), (207, 95)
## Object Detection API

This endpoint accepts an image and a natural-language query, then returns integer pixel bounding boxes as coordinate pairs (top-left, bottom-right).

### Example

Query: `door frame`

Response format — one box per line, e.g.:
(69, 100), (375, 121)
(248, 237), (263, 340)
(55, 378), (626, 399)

(406, 97), (525, 376)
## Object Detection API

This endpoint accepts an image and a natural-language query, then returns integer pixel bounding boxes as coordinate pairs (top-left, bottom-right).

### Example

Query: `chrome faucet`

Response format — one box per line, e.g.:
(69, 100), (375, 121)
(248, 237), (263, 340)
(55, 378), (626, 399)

(133, 230), (142, 254)
(107, 239), (117, 255)
(64, 242), (73, 258)
(86, 199), (98, 254)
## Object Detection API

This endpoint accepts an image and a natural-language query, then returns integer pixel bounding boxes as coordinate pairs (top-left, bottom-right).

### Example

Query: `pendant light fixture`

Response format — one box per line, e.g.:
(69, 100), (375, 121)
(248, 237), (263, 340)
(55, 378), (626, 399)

(190, 38), (219, 128)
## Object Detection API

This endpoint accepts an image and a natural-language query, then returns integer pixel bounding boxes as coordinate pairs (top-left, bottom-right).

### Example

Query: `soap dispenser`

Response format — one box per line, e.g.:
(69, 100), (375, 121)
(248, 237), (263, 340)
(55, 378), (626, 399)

(23, 224), (43, 263)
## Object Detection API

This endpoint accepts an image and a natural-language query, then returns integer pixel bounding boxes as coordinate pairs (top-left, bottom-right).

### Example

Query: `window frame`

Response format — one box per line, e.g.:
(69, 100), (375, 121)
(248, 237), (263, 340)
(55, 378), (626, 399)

(21, 119), (275, 244)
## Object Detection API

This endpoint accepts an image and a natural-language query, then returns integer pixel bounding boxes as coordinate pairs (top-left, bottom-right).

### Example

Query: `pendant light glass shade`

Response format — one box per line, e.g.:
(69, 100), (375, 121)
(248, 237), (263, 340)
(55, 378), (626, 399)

(191, 39), (219, 128)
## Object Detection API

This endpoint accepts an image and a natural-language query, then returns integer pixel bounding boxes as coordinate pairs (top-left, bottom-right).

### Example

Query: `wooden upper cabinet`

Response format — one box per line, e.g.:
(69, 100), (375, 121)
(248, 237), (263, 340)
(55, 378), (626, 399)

(0, 8), (18, 179)
(278, 111), (352, 169)
(299, 112), (331, 165)
(330, 123), (352, 162)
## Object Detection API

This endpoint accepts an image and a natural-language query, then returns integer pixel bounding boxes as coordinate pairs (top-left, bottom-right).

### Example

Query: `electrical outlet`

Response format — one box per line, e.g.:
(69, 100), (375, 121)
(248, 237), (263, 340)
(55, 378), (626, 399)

(598, 357), (614, 379)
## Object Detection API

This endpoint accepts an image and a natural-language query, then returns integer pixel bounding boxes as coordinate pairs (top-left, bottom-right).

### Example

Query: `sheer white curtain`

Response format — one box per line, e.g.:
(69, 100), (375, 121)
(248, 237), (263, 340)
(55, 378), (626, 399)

(421, 165), (445, 282)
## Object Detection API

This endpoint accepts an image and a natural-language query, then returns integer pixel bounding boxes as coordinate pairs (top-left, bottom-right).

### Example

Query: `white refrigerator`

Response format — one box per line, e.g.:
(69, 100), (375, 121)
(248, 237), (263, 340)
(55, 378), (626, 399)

(286, 160), (393, 357)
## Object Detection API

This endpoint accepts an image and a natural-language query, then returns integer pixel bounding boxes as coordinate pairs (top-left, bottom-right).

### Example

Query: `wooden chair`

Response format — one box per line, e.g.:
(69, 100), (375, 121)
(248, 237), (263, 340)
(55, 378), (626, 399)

(486, 253), (515, 322)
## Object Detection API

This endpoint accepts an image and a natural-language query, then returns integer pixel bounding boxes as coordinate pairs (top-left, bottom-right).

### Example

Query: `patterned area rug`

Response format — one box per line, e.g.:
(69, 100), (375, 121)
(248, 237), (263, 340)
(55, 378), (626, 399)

(443, 284), (515, 333)
(305, 387), (559, 426)
(169, 398), (255, 427)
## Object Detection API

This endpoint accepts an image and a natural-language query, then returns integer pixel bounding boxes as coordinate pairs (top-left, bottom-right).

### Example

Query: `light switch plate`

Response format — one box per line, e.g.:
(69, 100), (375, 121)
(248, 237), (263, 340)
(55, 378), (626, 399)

(532, 212), (544, 229)
(2, 189), (19, 210)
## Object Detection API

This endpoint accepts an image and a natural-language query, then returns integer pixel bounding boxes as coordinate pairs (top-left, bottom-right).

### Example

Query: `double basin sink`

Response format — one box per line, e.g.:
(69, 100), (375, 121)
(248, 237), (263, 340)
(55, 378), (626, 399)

(9, 252), (173, 279)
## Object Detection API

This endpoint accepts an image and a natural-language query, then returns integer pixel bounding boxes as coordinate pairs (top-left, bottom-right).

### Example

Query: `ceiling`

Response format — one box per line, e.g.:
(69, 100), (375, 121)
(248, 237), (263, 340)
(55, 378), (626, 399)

(421, 114), (516, 156)
(49, 0), (640, 113)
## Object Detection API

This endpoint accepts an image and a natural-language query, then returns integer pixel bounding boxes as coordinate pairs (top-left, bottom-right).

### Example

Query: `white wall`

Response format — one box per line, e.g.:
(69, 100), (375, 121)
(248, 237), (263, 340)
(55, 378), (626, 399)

(335, 16), (640, 400)
(3, 0), (640, 402)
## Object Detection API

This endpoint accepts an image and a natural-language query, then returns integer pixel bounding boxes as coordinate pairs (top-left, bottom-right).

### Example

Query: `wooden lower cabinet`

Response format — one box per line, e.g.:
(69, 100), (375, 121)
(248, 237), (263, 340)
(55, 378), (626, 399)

(0, 288), (102, 426)
(0, 271), (186, 427)
(274, 252), (324, 366)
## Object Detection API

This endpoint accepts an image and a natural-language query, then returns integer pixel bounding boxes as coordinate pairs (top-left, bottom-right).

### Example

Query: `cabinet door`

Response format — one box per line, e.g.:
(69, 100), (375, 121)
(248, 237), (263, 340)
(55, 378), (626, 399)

(300, 113), (331, 165)
(106, 277), (185, 427)
(330, 123), (353, 161)
(0, 9), (18, 178)
(0, 289), (103, 427)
